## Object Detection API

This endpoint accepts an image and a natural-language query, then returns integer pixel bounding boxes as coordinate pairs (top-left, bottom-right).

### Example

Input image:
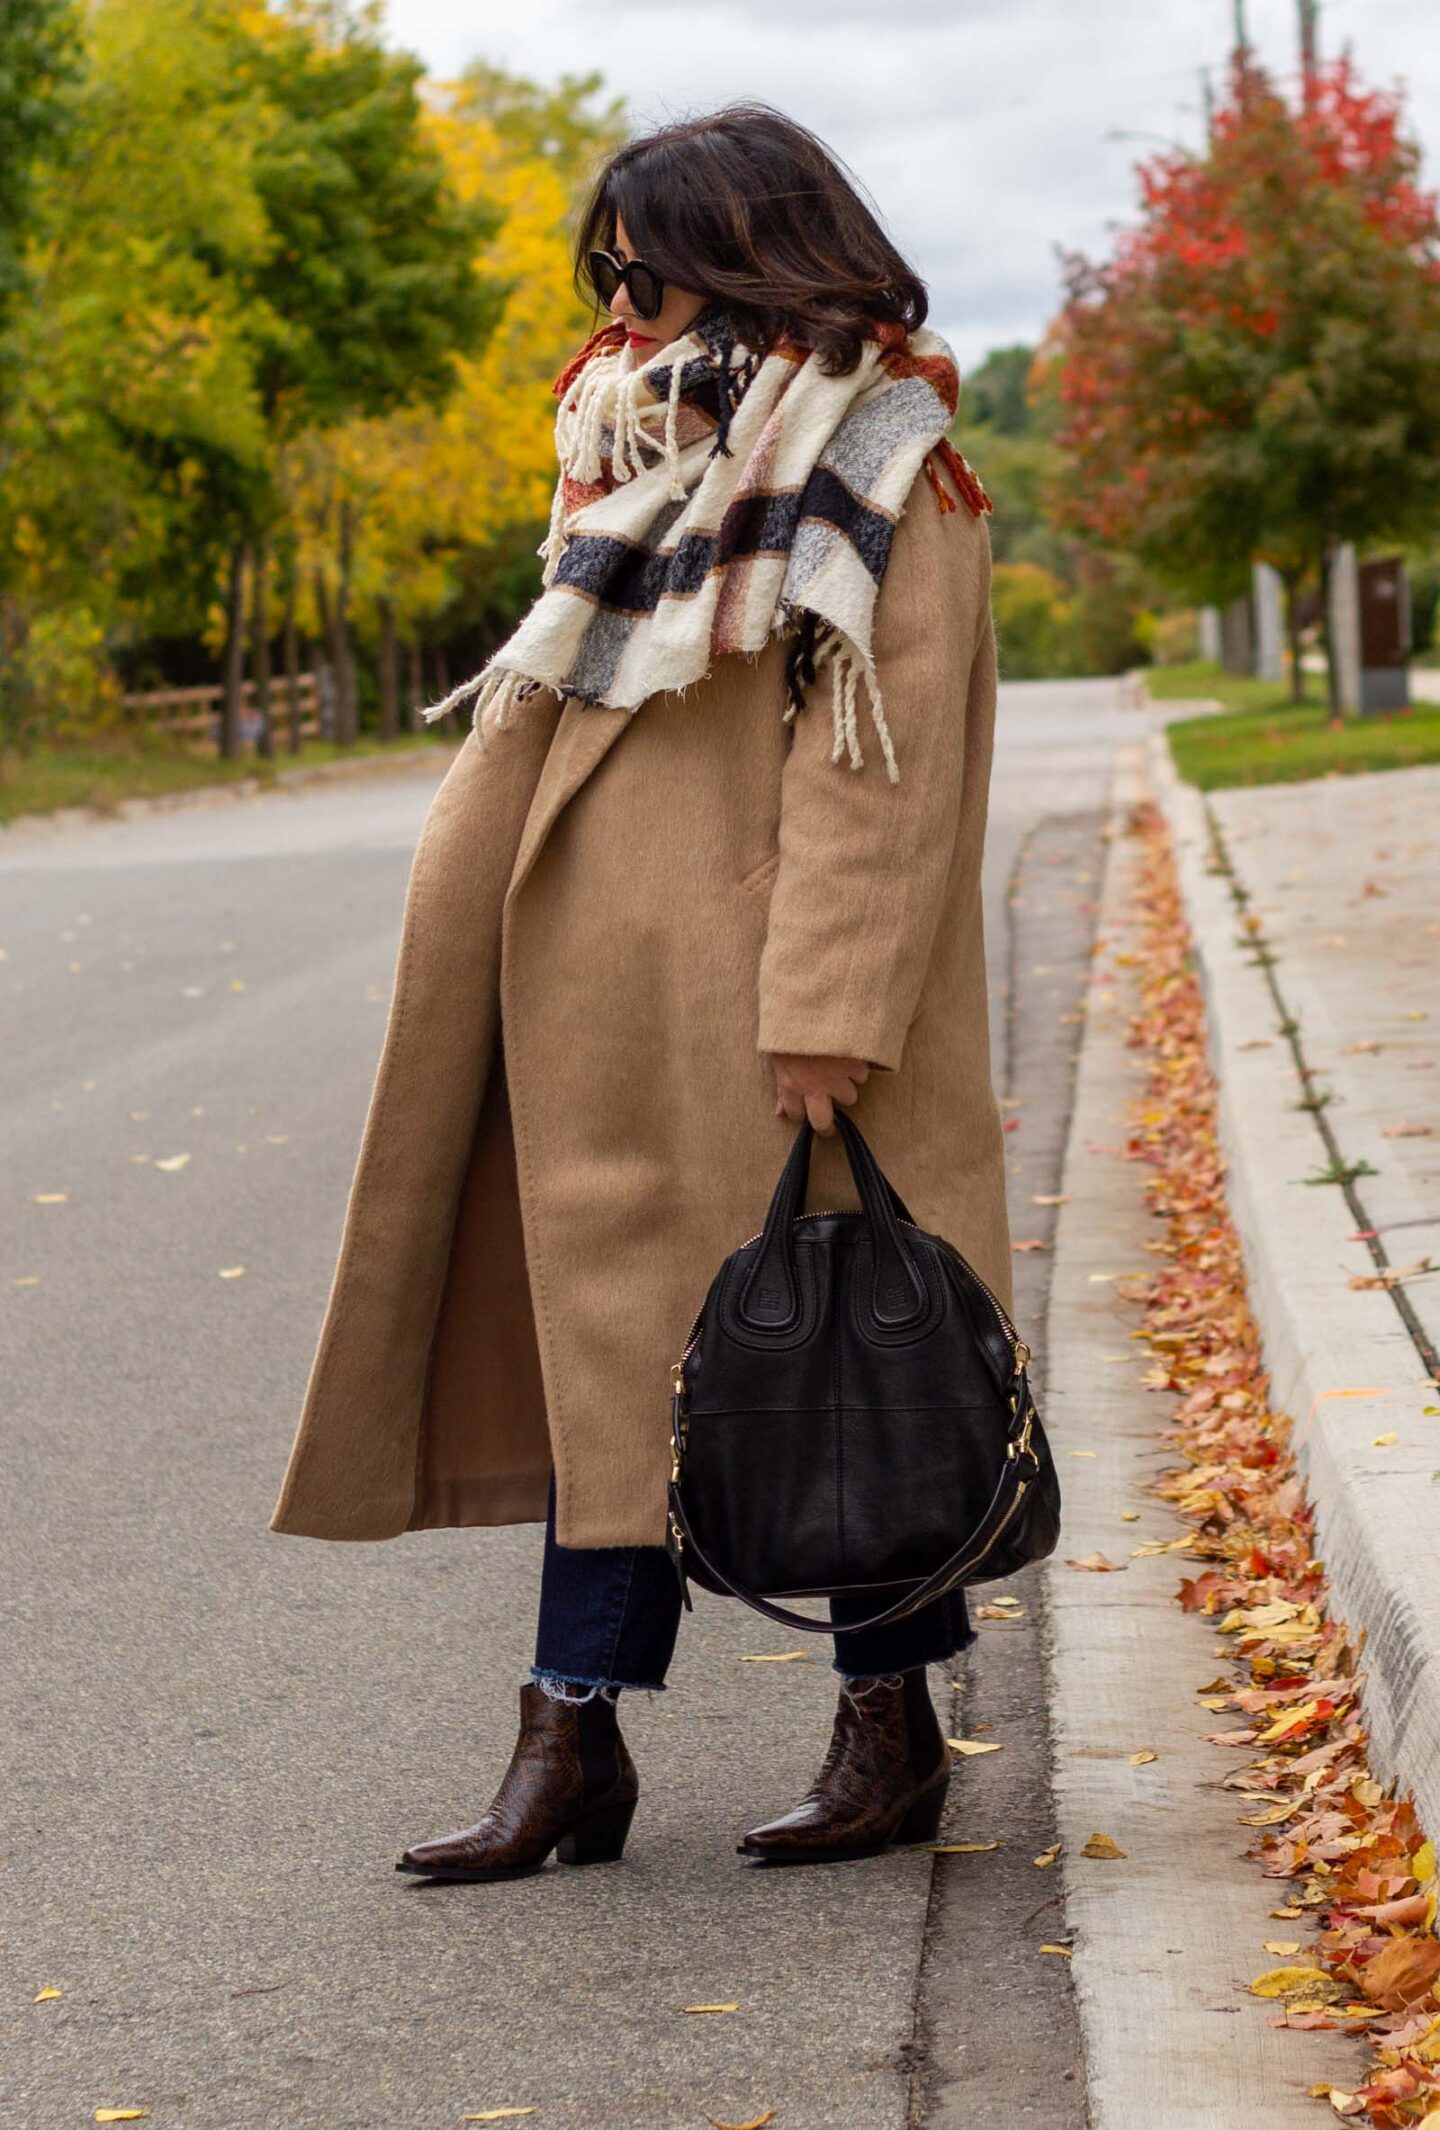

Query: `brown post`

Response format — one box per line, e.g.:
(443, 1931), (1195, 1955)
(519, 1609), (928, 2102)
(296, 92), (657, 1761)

(252, 532), (273, 761)
(282, 568), (302, 754)
(220, 541), (249, 761)
(407, 639), (425, 734)
(378, 596), (399, 742)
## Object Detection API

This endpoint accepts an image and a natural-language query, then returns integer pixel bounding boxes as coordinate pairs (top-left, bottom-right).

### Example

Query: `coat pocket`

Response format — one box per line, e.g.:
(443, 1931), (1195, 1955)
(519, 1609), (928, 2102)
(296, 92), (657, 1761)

(738, 850), (781, 903)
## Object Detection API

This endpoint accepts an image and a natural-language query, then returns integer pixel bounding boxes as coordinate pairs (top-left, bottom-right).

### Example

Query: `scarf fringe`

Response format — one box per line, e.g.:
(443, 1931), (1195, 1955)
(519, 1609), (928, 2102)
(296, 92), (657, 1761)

(780, 612), (897, 784)
(422, 666), (547, 744)
(555, 344), (689, 505)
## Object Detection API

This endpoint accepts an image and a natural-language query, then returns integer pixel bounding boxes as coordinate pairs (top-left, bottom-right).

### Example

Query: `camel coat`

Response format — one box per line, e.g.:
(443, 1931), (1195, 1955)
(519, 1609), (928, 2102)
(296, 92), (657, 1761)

(270, 469), (1011, 1550)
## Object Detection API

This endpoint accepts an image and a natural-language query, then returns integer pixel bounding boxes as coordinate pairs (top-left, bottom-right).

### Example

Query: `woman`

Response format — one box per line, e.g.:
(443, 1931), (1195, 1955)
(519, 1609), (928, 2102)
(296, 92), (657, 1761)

(270, 103), (1011, 1880)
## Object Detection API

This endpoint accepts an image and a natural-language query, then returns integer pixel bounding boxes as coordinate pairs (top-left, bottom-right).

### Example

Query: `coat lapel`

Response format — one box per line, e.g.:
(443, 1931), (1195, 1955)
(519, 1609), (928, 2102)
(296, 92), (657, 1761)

(506, 699), (632, 904)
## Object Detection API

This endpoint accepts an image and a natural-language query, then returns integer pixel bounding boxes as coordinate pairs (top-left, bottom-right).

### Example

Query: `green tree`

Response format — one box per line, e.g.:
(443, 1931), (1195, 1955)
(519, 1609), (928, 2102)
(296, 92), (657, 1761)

(0, 0), (78, 363)
(222, 2), (502, 752)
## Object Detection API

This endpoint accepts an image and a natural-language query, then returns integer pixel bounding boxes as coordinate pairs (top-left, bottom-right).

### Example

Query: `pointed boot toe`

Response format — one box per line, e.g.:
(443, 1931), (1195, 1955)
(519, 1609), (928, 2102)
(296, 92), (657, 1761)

(397, 1683), (638, 1883)
(739, 1671), (951, 1866)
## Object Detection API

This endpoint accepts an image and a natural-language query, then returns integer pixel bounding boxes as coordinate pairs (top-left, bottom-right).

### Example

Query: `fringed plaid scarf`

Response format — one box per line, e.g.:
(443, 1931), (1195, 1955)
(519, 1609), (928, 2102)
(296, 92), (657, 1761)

(424, 303), (989, 782)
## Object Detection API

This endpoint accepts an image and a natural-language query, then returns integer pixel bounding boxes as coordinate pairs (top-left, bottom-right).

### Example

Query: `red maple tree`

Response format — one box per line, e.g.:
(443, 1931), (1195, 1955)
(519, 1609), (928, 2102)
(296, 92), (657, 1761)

(1046, 53), (1440, 708)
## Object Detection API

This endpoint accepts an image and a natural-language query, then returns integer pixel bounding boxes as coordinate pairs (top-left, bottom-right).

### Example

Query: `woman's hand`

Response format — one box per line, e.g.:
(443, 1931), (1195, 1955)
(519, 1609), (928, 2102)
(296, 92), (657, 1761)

(770, 1053), (870, 1135)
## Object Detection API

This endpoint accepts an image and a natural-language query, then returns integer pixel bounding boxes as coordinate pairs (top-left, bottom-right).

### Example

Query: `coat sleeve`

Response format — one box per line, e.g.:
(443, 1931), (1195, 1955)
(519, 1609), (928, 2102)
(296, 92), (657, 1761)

(756, 472), (993, 1072)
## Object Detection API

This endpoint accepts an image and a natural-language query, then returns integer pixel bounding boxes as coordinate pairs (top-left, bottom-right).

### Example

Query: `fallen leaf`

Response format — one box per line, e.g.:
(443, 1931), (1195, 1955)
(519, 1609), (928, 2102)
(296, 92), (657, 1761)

(1264, 1941), (1302, 1956)
(1372, 1433), (1399, 1447)
(32, 1192), (68, 1204)
(153, 1153), (191, 1173)
(1068, 1450), (1097, 1459)
(682, 2003), (740, 2014)
(1081, 1832), (1126, 1860)
(94, 2115), (149, 2125)
(1129, 1750), (1158, 1766)
(974, 1601), (1028, 1621)
(1382, 1120), (1432, 1138)
(461, 2114), (537, 2124)
(1038, 1944), (1073, 1957)
(925, 1841), (1002, 1853)
(946, 1738), (1004, 1756)
(13, 1275), (40, 1287)
(1066, 1553), (1126, 1572)
(1360, 1935), (1440, 2008)
(1033, 1843), (1061, 1868)
(229, 977), (245, 992)
(33, 1986), (62, 2001)
(218, 1265), (246, 1280)
(737, 1651), (807, 1664)
(705, 2114), (776, 2130)
(1120, 1511), (1141, 1521)
(1250, 1964), (1337, 2000)
(1031, 1193), (1069, 1206)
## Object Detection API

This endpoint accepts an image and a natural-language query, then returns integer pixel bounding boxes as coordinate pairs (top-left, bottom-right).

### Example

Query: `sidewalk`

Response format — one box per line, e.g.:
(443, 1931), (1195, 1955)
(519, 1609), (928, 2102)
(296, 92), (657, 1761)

(1150, 742), (1440, 1832)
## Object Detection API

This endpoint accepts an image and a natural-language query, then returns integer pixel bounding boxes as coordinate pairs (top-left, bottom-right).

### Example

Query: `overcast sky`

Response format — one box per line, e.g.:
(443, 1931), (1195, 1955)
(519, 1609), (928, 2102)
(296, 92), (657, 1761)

(387, 0), (1436, 375)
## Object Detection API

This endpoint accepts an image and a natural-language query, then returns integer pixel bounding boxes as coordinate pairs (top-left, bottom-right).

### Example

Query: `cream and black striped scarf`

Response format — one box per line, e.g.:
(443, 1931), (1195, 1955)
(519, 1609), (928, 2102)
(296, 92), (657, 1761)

(425, 303), (988, 782)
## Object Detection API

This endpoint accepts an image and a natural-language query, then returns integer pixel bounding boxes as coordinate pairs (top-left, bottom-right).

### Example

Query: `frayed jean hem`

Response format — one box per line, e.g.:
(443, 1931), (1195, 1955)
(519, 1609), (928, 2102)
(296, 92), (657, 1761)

(530, 1667), (666, 1704)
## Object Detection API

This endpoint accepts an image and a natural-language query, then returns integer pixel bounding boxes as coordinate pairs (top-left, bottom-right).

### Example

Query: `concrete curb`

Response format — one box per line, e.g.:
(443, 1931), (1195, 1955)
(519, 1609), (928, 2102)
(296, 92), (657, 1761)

(1146, 730), (1440, 1835)
(0, 741), (460, 841)
(1043, 753), (1353, 2126)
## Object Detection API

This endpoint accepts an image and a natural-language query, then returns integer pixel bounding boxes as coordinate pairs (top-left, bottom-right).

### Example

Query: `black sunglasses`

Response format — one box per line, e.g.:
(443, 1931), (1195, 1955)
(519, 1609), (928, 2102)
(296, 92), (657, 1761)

(588, 247), (665, 323)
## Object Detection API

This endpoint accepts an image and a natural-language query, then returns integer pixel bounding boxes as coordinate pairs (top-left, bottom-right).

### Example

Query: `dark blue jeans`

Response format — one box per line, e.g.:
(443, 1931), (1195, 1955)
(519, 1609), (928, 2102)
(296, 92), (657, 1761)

(532, 1480), (973, 1693)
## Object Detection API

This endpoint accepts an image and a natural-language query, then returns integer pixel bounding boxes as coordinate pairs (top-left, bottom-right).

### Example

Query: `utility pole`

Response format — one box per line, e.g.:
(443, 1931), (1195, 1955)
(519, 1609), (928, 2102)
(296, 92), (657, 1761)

(1233, 0), (1248, 52)
(1200, 63), (1215, 141)
(1299, 0), (1319, 107)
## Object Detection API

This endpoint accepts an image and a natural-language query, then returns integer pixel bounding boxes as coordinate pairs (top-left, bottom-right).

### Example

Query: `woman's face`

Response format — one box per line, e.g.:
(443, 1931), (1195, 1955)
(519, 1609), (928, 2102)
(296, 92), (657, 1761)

(609, 217), (706, 354)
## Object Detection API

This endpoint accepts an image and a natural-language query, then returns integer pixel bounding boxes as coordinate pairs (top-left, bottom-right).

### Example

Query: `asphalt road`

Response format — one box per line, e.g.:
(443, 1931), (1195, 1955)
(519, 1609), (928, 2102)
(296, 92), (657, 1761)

(2, 679), (1153, 2130)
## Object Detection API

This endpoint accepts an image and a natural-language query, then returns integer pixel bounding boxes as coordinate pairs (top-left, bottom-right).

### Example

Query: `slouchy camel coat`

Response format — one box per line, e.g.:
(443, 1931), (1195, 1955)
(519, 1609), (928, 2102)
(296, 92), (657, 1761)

(271, 468), (1011, 1550)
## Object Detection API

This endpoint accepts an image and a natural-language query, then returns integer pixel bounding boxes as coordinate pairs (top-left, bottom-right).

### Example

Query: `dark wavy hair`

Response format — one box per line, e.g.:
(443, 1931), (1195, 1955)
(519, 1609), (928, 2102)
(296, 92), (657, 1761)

(573, 103), (928, 376)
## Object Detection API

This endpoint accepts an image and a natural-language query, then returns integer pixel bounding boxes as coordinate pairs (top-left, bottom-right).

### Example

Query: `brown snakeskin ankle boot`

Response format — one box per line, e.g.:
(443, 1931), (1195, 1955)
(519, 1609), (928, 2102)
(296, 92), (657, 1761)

(738, 1668), (950, 1866)
(397, 1682), (638, 1883)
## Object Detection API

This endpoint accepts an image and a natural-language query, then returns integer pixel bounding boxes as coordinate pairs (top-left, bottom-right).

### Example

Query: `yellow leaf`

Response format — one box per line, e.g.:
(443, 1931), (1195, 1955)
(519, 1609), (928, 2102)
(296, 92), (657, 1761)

(925, 1841), (1002, 1853)
(1082, 1832), (1126, 1860)
(1129, 1750), (1158, 1766)
(1249, 1964), (1333, 1999)
(229, 977), (245, 992)
(1414, 1840), (1437, 1883)
(1200, 1697), (1231, 1712)
(682, 2003), (740, 2014)
(1038, 1944), (1073, 1957)
(1264, 1941), (1302, 1956)
(737, 1651), (807, 1663)
(1373, 1432), (1399, 1448)
(33, 1986), (62, 2001)
(217, 1265), (246, 1279)
(704, 2114), (776, 2130)
(1033, 1844), (1061, 1868)
(32, 1192), (68, 1204)
(1068, 1449), (1097, 1459)
(461, 2113), (537, 2123)
(946, 1738), (1003, 1756)
(1120, 1511), (1141, 1522)
(94, 2114), (149, 2124)
(154, 1154), (190, 1172)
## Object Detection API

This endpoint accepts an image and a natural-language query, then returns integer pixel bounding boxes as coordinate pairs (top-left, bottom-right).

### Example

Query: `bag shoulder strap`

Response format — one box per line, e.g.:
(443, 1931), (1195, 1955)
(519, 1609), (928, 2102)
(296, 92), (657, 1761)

(668, 1381), (1040, 1636)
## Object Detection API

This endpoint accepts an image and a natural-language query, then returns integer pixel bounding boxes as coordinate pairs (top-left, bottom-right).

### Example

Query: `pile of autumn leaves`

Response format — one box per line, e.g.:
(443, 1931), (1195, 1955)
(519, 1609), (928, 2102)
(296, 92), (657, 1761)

(1127, 808), (1440, 2126)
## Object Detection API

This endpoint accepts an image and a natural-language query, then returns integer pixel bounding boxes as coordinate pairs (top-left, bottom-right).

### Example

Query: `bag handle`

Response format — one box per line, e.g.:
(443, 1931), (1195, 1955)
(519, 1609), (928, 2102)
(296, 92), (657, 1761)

(738, 1108), (925, 1334)
(668, 1376), (1040, 1634)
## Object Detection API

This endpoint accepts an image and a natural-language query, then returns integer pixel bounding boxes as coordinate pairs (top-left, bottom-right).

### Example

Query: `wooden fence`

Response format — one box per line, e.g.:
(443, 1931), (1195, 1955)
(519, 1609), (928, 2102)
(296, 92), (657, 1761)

(121, 673), (323, 750)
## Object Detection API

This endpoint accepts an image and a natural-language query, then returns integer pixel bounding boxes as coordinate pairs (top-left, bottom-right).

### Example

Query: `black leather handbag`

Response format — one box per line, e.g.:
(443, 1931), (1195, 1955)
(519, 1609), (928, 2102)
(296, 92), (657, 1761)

(666, 1110), (1060, 1632)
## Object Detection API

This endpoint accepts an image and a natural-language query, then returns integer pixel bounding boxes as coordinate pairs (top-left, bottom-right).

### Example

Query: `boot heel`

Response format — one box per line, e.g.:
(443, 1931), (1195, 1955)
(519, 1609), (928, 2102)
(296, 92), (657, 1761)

(556, 1796), (636, 1866)
(897, 1781), (947, 1846)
